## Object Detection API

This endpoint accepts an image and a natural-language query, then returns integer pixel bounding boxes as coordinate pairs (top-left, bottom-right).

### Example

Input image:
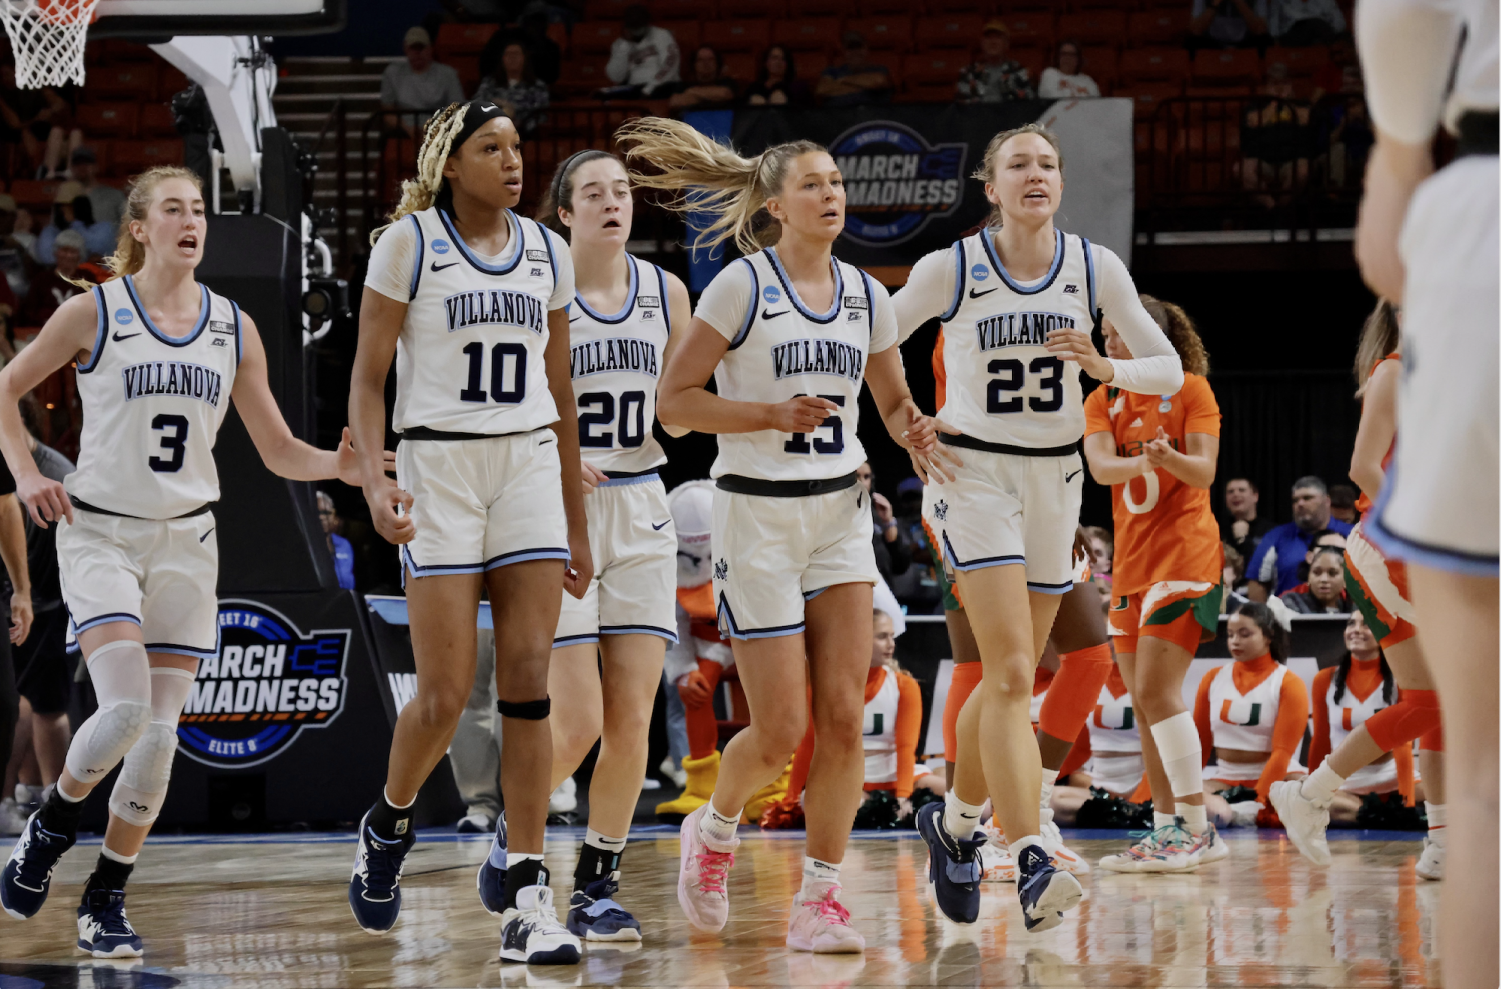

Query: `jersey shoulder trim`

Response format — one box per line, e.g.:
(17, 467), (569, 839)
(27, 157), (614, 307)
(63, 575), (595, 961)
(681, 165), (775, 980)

(765, 246), (843, 324)
(654, 263), (670, 334)
(77, 284), (108, 374)
(980, 226), (1066, 296)
(938, 239), (966, 323)
(436, 206), (524, 277)
(856, 266), (876, 342)
(1080, 236), (1103, 330)
(573, 251), (640, 324)
(535, 220), (560, 291)
(727, 257), (758, 351)
(124, 275), (211, 347)
(408, 213), (424, 301)
(231, 299), (244, 366)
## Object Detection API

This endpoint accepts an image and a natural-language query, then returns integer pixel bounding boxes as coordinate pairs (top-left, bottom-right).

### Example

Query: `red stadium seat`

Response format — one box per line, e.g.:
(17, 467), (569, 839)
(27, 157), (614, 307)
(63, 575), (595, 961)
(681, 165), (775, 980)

(799, 50), (831, 78)
(1012, 45), (1046, 82)
(1082, 46), (1117, 90)
(1192, 48), (1261, 86)
(1120, 47), (1190, 85)
(719, 0), (786, 17)
(8, 179), (61, 208)
(702, 19), (771, 53)
(916, 14), (984, 51)
(1122, 83), (1184, 118)
(556, 59), (610, 96)
(573, 21), (622, 58)
(89, 63), (157, 101)
(139, 102), (177, 137)
(156, 65), (189, 101)
(901, 51), (965, 89)
(1264, 45), (1329, 78)
(1002, 12), (1054, 46)
(774, 17), (843, 53)
(927, 0), (987, 13)
(722, 51), (758, 84)
(76, 102), (138, 139)
(652, 0), (707, 20)
(435, 22), (498, 59)
(96, 38), (153, 63)
(583, 0), (636, 19)
(862, 0), (916, 14)
(448, 55), (480, 92)
(1055, 11), (1126, 45)
(658, 20), (701, 53)
(845, 15), (910, 53)
(1127, 9), (1191, 46)
(111, 139), (183, 174)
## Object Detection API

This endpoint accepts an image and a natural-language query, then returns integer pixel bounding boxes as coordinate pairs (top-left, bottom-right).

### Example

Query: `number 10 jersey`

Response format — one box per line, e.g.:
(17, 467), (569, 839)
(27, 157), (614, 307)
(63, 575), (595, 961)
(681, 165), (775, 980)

(67, 275), (241, 519)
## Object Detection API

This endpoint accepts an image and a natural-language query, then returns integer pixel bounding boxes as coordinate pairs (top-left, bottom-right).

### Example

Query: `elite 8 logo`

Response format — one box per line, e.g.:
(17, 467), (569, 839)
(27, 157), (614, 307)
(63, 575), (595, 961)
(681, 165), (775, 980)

(176, 599), (351, 768)
(830, 121), (967, 246)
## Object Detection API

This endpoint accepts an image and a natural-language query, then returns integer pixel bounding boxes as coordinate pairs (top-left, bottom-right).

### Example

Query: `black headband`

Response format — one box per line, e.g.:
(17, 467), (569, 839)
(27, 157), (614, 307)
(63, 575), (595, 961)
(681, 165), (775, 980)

(550, 150), (597, 210)
(451, 99), (511, 153)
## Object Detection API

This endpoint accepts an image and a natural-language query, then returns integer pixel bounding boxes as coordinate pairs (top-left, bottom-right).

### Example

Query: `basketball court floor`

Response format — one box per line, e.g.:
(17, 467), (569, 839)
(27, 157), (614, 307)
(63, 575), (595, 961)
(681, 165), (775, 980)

(0, 827), (1438, 987)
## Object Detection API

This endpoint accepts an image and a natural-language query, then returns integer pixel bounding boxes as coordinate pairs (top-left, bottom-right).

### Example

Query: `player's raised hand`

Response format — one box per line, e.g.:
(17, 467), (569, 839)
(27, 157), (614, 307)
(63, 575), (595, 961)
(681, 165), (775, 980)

(767, 395), (836, 434)
(17, 471), (72, 528)
(1046, 325), (1113, 381)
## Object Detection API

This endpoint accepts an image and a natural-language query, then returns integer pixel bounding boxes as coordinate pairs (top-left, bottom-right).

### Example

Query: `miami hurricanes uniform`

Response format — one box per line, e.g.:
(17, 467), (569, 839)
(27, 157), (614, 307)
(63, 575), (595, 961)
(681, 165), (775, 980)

(1194, 656), (1309, 802)
(1083, 665), (1145, 797)
(364, 207), (574, 580)
(59, 275), (240, 657)
(1084, 373), (1223, 655)
(1308, 662), (1412, 797)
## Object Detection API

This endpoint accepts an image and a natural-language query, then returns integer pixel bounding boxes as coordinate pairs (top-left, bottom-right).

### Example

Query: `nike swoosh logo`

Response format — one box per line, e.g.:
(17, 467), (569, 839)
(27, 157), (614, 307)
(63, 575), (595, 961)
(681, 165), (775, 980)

(1065, 469), (1082, 482)
(112, 331), (141, 341)
(200, 527), (215, 543)
(969, 287), (998, 299)
(569, 315), (582, 323)
(762, 309), (789, 320)
(651, 520), (670, 530)
(430, 261), (459, 272)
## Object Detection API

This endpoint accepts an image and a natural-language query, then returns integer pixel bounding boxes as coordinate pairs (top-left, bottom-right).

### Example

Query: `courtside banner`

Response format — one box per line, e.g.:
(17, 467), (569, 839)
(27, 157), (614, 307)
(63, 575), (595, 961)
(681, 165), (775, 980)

(718, 98), (1134, 269)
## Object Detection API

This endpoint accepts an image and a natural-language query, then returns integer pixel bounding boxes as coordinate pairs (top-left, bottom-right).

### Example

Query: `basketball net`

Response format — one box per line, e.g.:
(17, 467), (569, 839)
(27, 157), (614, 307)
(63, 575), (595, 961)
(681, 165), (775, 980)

(2, 0), (100, 88)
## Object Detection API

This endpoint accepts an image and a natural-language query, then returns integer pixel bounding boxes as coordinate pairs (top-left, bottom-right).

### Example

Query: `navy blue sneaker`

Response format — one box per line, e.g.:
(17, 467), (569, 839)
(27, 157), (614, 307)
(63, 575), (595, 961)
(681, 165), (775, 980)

(477, 811), (507, 917)
(2, 808), (75, 920)
(348, 809), (415, 934)
(76, 888), (144, 958)
(916, 801), (985, 925)
(1015, 841), (1083, 933)
(566, 872), (642, 941)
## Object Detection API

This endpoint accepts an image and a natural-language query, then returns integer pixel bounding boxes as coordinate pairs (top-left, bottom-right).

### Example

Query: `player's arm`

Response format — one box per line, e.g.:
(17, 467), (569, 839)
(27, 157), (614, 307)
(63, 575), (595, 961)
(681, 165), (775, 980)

(544, 305), (593, 599)
(1308, 668), (1332, 771)
(0, 291), (98, 526)
(1144, 431), (1217, 489)
(1054, 246), (1183, 394)
(1194, 672), (1216, 767)
(0, 493), (30, 644)
(1255, 673), (1309, 802)
(889, 247), (954, 347)
(658, 269), (692, 439)
(1082, 430), (1147, 485)
(349, 287), (413, 546)
(1349, 358), (1398, 502)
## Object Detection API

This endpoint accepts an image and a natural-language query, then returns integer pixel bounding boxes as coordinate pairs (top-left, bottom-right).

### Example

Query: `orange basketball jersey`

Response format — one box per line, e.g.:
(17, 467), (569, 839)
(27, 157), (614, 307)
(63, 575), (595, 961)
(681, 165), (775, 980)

(1083, 373), (1223, 594)
(1354, 352), (1399, 519)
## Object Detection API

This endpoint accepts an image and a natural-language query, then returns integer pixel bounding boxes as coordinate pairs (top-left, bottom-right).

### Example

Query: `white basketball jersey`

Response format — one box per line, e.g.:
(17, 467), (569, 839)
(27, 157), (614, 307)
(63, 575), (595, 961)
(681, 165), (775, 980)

(1325, 671), (1396, 754)
(67, 276), (239, 519)
(1207, 662), (1291, 751)
(1087, 680), (1141, 753)
(862, 666), (901, 785)
(391, 207), (559, 434)
(938, 229), (1100, 448)
(569, 254), (668, 474)
(710, 248), (879, 481)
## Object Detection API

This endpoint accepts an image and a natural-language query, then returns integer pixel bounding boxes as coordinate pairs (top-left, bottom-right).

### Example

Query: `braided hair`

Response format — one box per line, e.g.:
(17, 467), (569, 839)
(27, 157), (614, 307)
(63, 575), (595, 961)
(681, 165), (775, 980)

(1331, 649), (1395, 705)
(368, 103), (472, 246)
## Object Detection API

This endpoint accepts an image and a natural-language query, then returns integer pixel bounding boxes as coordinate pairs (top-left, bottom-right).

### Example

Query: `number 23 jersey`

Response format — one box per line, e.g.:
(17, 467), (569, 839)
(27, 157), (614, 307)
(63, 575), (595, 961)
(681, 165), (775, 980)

(67, 275), (240, 519)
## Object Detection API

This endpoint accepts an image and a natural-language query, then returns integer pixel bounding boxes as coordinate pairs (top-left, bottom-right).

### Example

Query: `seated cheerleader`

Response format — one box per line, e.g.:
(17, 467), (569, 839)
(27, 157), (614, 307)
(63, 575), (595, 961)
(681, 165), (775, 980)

(1307, 611), (1415, 825)
(1194, 599), (1310, 820)
(1048, 662), (1147, 825)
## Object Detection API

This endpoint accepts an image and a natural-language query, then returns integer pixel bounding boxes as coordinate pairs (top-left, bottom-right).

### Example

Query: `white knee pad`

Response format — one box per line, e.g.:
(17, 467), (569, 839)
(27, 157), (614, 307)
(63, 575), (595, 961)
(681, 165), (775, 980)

(65, 640), (152, 784)
(1149, 711), (1205, 800)
(110, 667), (195, 827)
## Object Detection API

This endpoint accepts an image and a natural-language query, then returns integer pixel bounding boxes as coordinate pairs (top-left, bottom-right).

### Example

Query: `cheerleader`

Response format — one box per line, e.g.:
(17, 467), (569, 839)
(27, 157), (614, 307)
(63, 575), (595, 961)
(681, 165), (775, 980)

(893, 123), (1183, 930)
(616, 117), (942, 952)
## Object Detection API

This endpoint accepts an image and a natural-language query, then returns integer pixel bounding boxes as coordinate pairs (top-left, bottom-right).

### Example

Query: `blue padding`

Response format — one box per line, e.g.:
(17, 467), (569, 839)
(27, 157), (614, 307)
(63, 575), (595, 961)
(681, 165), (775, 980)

(366, 595), (494, 630)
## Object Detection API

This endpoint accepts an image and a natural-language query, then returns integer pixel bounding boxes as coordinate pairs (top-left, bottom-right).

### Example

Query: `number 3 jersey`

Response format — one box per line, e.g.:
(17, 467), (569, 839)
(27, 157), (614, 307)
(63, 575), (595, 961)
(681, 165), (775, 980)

(66, 275), (240, 520)
(695, 247), (898, 481)
(568, 254), (668, 474)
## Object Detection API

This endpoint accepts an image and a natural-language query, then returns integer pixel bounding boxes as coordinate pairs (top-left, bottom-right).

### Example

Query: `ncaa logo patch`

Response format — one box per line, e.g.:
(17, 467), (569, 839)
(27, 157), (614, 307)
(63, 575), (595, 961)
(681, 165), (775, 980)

(176, 599), (351, 769)
(830, 121), (967, 247)
(114, 308), (134, 325)
(971, 265), (989, 282)
(762, 285), (782, 305)
(431, 239), (451, 255)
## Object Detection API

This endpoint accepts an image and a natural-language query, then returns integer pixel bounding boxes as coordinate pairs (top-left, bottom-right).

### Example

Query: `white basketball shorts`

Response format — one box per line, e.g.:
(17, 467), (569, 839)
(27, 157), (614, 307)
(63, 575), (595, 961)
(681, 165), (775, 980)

(1370, 155), (1499, 575)
(397, 428), (570, 579)
(922, 446), (1084, 593)
(555, 473), (678, 646)
(58, 508), (220, 659)
(712, 482), (877, 639)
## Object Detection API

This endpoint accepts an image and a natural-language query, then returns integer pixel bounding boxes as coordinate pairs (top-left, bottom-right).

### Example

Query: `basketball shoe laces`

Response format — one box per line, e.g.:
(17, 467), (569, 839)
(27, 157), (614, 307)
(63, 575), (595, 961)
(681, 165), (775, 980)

(13, 823), (64, 891)
(361, 830), (405, 893)
(1126, 824), (1187, 860)
(85, 890), (136, 938)
(693, 847), (735, 894)
(808, 888), (853, 926)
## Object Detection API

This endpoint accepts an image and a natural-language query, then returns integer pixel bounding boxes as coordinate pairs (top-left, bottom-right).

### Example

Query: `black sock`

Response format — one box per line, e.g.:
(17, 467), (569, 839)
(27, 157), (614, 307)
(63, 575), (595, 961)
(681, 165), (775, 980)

(37, 787), (85, 838)
(367, 792), (414, 843)
(503, 856), (548, 910)
(574, 841), (622, 892)
(85, 854), (133, 895)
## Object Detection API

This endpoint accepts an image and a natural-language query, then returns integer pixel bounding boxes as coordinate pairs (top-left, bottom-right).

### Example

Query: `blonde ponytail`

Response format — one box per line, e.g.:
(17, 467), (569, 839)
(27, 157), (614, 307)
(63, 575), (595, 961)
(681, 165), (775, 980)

(1353, 299), (1400, 396)
(369, 103), (470, 246)
(86, 165), (205, 286)
(615, 116), (824, 256)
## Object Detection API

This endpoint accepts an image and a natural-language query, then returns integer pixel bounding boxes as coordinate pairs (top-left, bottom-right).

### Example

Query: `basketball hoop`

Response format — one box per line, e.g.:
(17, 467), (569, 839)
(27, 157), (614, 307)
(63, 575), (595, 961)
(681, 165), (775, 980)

(1, 0), (101, 88)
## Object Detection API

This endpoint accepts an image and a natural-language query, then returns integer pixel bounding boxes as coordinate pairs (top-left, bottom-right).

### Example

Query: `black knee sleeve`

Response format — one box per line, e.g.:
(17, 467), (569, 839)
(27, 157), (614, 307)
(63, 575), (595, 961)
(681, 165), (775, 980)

(497, 697), (551, 720)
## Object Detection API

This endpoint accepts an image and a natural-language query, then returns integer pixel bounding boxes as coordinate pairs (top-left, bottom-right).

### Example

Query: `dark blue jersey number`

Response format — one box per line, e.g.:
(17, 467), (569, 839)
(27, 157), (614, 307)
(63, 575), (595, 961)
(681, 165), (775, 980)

(578, 390), (647, 448)
(783, 393), (846, 455)
(149, 414), (189, 473)
(459, 342), (527, 404)
(986, 356), (1065, 414)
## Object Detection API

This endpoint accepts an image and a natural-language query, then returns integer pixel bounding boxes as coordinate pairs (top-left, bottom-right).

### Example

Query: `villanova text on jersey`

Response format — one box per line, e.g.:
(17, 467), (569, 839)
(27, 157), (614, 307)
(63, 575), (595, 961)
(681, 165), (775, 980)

(975, 311), (1077, 351)
(443, 288), (547, 335)
(570, 336), (659, 380)
(770, 338), (866, 383)
(121, 361), (224, 407)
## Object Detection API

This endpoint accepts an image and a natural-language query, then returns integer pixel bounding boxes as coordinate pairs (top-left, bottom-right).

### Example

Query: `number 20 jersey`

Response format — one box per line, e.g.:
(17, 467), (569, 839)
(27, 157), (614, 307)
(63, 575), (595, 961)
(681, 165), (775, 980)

(938, 229), (1099, 449)
(66, 275), (240, 519)
(568, 254), (668, 474)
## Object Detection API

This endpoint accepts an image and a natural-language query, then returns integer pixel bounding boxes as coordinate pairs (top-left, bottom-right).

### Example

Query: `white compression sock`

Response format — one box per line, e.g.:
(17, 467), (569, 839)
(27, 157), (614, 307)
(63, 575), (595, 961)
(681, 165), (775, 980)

(1426, 803), (1446, 843)
(943, 792), (984, 840)
(1178, 803), (1208, 834)
(1149, 713), (1205, 800)
(100, 844), (139, 866)
(700, 799), (740, 844)
(1039, 768), (1059, 813)
(1302, 763), (1345, 804)
(505, 851), (543, 870)
(801, 856), (840, 896)
(1154, 811), (1176, 830)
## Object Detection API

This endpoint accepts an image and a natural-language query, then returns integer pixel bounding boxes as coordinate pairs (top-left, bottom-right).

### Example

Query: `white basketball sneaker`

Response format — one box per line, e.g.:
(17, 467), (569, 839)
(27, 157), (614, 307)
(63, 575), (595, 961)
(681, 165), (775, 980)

(1268, 779), (1331, 867)
(1415, 835), (1444, 881)
(1039, 808), (1091, 875)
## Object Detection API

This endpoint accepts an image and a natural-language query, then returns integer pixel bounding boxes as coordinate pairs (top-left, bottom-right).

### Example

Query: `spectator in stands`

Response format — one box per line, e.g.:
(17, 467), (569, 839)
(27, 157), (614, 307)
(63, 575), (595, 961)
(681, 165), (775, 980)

(1221, 476), (1275, 562)
(1329, 483), (1358, 524)
(1325, 92), (1374, 190)
(1188, 0), (1270, 51)
(1311, 36), (1361, 101)
(957, 20), (1036, 103)
(604, 5), (681, 98)
(19, 228), (91, 329)
(1038, 41), (1100, 99)
(31, 182), (86, 267)
(1267, 0), (1347, 47)
(70, 196), (114, 261)
(0, 196), (33, 305)
(857, 462), (912, 585)
(745, 45), (811, 107)
(668, 46), (739, 110)
(517, 4), (562, 86)
(316, 491), (356, 591)
(437, 0), (506, 22)
(380, 26), (466, 136)
(1223, 541), (1250, 597)
(473, 41), (550, 134)
(889, 477), (942, 614)
(1242, 61), (1313, 208)
(1245, 475), (1352, 600)
(0, 64), (78, 180)
(67, 147), (123, 232)
(817, 31), (895, 107)
(1280, 544), (1351, 613)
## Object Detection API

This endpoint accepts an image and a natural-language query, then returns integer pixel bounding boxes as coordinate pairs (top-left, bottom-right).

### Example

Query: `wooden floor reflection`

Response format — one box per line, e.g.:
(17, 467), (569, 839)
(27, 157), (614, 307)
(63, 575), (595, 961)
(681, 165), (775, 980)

(0, 829), (1440, 988)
